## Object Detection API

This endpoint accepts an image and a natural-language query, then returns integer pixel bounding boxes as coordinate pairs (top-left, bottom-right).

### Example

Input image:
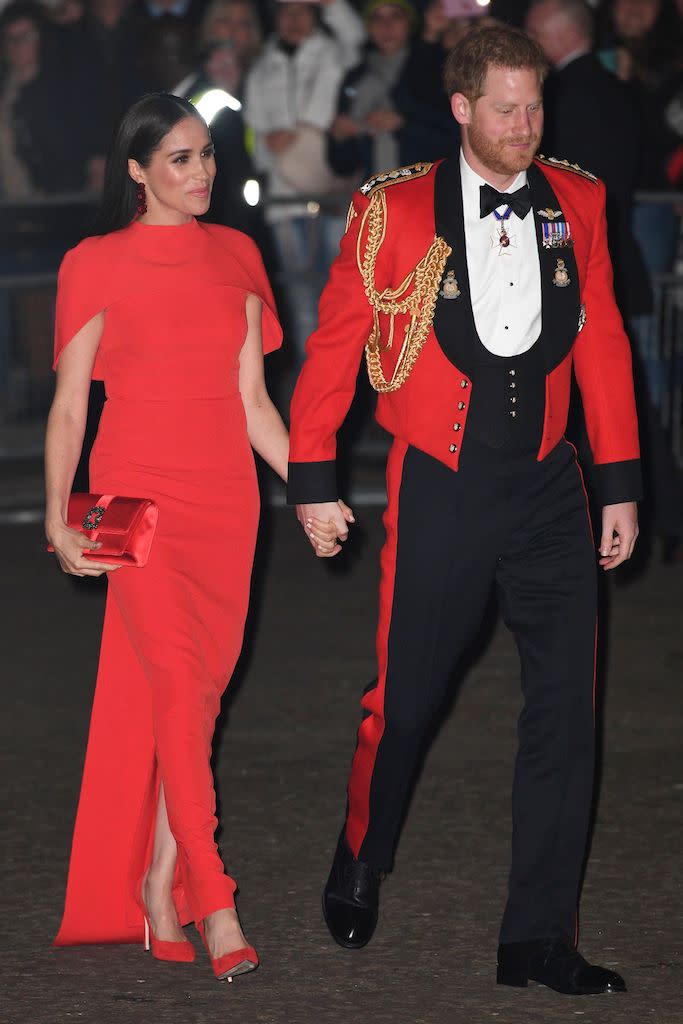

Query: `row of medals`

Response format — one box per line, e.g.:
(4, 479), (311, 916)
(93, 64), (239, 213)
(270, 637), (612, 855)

(439, 207), (573, 299)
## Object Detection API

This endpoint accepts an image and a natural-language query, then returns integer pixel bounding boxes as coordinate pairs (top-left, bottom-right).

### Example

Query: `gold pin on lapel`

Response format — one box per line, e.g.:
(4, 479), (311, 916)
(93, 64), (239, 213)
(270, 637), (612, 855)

(552, 258), (571, 287)
(439, 269), (461, 299)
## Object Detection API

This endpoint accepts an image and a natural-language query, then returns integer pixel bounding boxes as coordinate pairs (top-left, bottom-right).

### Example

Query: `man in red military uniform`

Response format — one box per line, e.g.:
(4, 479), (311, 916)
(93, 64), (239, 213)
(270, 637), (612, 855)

(287, 25), (640, 995)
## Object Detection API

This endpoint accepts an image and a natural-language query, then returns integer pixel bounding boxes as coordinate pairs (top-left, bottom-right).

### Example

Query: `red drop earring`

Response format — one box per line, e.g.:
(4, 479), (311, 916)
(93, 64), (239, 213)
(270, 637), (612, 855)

(136, 182), (147, 216)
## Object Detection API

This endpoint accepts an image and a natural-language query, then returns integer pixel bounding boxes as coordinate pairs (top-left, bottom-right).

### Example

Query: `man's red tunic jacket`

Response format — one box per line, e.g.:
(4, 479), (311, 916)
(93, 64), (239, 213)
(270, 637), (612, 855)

(287, 158), (641, 507)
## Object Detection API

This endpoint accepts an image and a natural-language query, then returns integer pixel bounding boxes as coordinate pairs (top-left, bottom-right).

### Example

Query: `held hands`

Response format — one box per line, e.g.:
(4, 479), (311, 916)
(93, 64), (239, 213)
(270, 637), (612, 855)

(599, 502), (639, 570)
(46, 519), (121, 577)
(296, 500), (355, 558)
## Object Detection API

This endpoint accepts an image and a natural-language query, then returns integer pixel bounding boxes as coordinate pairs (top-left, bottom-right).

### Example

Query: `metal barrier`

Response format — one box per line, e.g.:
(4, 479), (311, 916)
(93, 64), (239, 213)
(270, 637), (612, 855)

(1, 191), (682, 466)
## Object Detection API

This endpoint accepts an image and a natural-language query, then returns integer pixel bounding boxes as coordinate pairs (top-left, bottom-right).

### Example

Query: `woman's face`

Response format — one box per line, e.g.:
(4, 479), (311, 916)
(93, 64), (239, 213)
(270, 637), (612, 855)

(129, 116), (217, 224)
(612, 0), (660, 38)
(368, 4), (412, 54)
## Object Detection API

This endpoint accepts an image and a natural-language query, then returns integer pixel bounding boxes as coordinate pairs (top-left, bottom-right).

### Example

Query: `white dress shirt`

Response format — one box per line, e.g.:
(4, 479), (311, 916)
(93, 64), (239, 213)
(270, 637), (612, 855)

(460, 150), (542, 357)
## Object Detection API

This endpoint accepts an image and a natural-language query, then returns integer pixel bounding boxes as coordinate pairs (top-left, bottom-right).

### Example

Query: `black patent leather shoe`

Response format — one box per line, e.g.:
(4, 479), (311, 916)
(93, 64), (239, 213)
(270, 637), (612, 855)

(322, 832), (381, 949)
(497, 937), (627, 995)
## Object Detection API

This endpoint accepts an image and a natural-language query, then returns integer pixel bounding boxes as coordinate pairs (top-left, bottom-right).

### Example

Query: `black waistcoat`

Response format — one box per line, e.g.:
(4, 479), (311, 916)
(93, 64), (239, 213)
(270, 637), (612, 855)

(432, 157), (580, 452)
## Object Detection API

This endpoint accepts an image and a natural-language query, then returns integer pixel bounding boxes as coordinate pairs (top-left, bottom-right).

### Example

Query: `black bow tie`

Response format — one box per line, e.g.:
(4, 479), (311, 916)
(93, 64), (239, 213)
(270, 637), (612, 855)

(479, 182), (532, 220)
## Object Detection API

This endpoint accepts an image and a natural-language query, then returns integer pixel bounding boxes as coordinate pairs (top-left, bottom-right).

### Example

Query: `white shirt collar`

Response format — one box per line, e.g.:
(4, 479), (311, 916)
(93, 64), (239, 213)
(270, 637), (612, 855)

(460, 148), (528, 213)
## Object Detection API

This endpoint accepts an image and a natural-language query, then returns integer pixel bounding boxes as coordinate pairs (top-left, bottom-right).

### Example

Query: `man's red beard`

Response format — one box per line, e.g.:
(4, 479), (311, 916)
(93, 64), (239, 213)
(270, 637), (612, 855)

(467, 117), (541, 177)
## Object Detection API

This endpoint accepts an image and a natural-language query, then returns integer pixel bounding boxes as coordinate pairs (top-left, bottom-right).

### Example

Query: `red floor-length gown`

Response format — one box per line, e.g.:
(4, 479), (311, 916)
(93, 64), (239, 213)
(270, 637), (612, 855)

(52, 218), (282, 945)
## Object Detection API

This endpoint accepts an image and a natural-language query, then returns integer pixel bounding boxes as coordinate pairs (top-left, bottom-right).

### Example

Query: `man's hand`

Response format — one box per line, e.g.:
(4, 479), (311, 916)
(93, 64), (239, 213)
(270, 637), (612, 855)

(296, 500), (355, 558)
(599, 501), (639, 570)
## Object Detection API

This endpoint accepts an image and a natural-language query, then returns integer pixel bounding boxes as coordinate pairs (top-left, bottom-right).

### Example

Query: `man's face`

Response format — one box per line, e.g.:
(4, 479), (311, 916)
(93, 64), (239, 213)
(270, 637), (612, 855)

(525, 2), (568, 66)
(277, 2), (317, 45)
(453, 66), (544, 178)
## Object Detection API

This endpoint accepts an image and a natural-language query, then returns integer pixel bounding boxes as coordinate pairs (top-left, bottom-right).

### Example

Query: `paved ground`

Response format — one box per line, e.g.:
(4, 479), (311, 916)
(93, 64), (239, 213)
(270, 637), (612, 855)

(2, 507), (682, 1024)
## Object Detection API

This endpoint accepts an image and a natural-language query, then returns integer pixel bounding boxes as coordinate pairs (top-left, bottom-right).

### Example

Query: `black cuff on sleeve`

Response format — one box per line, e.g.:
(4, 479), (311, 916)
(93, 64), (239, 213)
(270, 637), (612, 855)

(287, 461), (338, 505)
(593, 458), (643, 506)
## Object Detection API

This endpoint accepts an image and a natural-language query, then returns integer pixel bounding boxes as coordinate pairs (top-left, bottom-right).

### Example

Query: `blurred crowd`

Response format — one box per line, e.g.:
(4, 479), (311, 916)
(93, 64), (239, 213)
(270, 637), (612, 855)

(1, 0), (682, 549)
(2, 0), (682, 336)
(2, 0), (682, 290)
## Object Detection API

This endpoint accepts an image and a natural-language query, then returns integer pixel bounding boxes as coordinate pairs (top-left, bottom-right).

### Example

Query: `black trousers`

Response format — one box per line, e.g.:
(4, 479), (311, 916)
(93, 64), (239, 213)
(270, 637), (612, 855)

(344, 437), (598, 944)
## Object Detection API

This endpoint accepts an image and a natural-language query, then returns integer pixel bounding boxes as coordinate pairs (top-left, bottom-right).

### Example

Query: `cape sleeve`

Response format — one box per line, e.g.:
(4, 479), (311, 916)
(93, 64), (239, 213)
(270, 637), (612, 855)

(241, 234), (283, 355)
(53, 243), (106, 380)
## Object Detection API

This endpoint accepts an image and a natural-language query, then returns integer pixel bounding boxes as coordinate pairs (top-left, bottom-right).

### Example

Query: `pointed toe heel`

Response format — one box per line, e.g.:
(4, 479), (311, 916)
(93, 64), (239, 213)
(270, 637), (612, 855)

(145, 919), (196, 963)
(211, 946), (259, 981)
(197, 921), (259, 981)
(136, 888), (196, 963)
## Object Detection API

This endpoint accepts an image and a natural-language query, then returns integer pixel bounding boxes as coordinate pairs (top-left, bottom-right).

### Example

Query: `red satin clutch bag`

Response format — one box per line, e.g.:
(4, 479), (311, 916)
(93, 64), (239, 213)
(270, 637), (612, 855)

(47, 493), (159, 567)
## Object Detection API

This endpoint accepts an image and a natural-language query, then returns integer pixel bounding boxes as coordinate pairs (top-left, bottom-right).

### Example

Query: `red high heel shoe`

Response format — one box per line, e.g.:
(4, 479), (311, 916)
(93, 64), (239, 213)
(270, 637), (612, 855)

(136, 886), (196, 963)
(196, 920), (259, 981)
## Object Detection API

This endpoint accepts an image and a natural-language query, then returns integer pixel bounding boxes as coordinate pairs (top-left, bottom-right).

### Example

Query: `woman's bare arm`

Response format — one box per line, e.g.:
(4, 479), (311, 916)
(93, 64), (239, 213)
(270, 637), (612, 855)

(45, 313), (120, 575)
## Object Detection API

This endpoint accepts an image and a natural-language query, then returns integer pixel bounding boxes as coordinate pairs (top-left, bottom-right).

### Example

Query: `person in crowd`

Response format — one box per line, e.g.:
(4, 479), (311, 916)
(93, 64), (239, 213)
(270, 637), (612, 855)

(527, 0), (683, 562)
(327, 0), (417, 184)
(176, 32), (242, 99)
(139, 12), (195, 91)
(526, 0), (650, 319)
(600, 0), (682, 313)
(0, 0), (94, 193)
(244, 0), (365, 367)
(178, 40), (272, 244)
(197, 0), (263, 82)
(392, 0), (487, 165)
(0, 0), (95, 416)
(287, 25), (641, 994)
(46, 92), (342, 978)
(56, 0), (151, 169)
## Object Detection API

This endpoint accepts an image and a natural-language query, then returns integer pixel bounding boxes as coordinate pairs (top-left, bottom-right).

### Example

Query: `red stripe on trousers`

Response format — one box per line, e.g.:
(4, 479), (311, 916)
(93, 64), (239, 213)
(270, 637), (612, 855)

(567, 438), (599, 949)
(346, 439), (408, 858)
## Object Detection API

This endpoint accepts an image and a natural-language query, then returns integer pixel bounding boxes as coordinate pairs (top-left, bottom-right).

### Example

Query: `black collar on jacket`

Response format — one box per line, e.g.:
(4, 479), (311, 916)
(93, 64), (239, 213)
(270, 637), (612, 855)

(432, 155), (581, 375)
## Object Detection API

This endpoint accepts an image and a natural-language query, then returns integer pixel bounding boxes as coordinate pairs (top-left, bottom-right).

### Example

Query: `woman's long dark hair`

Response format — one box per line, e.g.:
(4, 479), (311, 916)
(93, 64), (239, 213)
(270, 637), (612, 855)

(90, 93), (204, 236)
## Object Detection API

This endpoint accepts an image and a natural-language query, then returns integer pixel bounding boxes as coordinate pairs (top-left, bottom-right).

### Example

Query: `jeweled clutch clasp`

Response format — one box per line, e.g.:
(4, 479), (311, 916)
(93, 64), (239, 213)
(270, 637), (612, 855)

(82, 505), (106, 530)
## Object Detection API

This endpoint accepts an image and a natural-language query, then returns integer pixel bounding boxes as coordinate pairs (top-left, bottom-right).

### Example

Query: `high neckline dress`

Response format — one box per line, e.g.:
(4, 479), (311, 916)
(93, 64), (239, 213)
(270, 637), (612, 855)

(52, 218), (282, 944)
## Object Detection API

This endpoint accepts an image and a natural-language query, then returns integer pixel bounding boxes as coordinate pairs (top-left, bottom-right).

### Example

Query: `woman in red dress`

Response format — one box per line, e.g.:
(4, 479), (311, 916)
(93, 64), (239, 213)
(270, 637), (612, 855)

(44, 93), (348, 980)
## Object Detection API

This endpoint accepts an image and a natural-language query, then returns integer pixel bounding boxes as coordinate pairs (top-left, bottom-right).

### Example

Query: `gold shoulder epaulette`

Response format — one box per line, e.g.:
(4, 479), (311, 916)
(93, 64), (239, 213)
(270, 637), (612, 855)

(536, 155), (598, 183)
(359, 162), (434, 198)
